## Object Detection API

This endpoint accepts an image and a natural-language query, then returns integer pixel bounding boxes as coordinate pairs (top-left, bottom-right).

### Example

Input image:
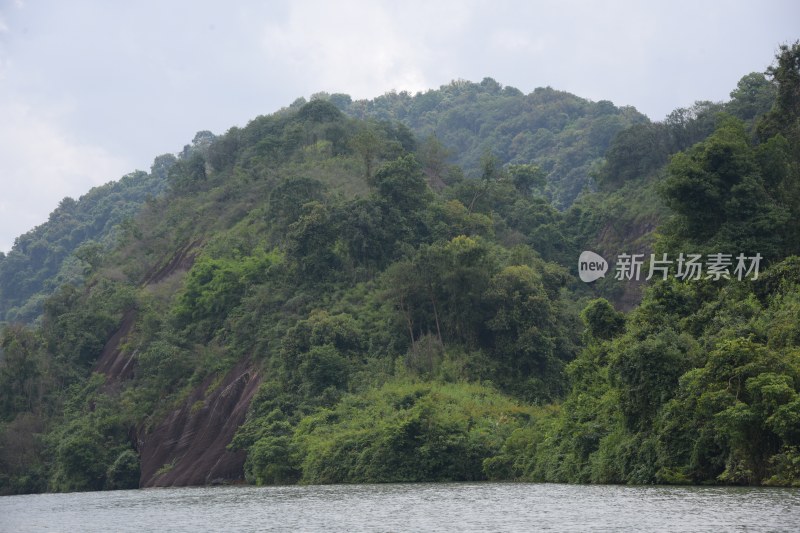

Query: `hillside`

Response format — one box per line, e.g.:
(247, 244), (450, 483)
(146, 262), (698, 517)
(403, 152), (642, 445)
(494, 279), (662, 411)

(0, 167), (169, 324)
(0, 77), (737, 327)
(0, 82), (645, 327)
(1, 43), (799, 494)
(338, 78), (649, 208)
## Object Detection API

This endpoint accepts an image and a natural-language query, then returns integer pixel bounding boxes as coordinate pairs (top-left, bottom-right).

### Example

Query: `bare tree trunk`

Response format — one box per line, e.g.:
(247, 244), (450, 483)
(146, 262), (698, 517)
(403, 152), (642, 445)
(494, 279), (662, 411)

(399, 295), (416, 350)
(427, 284), (444, 346)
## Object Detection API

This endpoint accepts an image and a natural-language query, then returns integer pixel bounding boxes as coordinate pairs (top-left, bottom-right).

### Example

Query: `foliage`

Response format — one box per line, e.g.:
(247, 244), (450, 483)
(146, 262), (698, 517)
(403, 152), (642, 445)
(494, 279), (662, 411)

(581, 298), (625, 341)
(509, 260), (800, 486)
(2, 50), (800, 495)
(339, 79), (648, 208)
(173, 252), (277, 339)
(0, 169), (167, 323)
(287, 381), (536, 484)
(661, 116), (790, 258)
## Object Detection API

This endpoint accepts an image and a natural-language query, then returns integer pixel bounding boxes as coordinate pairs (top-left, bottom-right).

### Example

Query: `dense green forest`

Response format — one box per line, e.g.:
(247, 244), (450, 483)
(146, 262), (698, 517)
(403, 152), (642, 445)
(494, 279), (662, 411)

(336, 79), (649, 208)
(0, 168), (168, 324)
(0, 44), (798, 494)
(0, 79), (647, 328)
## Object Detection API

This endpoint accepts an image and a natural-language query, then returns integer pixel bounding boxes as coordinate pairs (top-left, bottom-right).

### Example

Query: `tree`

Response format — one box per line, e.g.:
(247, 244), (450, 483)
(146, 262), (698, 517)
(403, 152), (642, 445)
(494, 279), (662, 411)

(758, 41), (800, 146)
(173, 254), (271, 338)
(728, 73), (777, 121)
(417, 134), (451, 190)
(351, 125), (383, 180)
(384, 236), (495, 348)
(581, 298), (625, 341)
(371, 154), (430, 212)
(0, 326), (43, 421)
(593, 123), (670, 189)
(610, 328), (696, 431)
(150, 153), (178, 181)
(662, 116), (790, 258)
(296, 99), (344, 123)
(105, 449), (140, 490)
(328, 93), (353, 111)
(285, 202), (339, 281)
(665, 101), (725, 153)
(365, 155), (432, 250)
(485, 264), (564, 398)
(463, 152), (506, 214)
(755, 42), (800, 251)
(335, 198), (393, 274)
(659, 337), (800, 484)
(168, 153), (207, 191)
(267, 177), (327, 238)
(507, 163), (546, 196)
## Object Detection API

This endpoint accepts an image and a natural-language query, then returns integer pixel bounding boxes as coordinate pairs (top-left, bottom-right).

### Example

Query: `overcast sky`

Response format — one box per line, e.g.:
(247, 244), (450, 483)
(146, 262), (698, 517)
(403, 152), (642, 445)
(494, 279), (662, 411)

(0, 0), (797, 252)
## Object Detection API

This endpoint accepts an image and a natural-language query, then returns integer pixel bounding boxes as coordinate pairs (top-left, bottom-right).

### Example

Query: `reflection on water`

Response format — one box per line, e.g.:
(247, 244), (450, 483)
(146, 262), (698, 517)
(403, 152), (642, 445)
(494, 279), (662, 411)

(1, 482), (799, 532)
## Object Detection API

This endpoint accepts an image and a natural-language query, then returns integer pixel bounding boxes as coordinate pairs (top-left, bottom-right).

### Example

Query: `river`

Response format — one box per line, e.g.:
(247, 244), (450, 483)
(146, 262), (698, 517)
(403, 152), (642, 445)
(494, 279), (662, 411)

(1, 482), (799, 532)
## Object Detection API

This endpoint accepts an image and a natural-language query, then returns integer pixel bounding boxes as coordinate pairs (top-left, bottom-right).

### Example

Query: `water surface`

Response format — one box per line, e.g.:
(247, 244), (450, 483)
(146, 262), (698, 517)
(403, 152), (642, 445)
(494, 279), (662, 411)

(2, 482), (799, 532)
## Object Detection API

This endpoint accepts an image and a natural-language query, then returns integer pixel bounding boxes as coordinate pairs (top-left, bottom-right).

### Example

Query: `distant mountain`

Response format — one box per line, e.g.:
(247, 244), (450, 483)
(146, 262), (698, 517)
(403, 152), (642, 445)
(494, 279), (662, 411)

(0, 166), (170, 323)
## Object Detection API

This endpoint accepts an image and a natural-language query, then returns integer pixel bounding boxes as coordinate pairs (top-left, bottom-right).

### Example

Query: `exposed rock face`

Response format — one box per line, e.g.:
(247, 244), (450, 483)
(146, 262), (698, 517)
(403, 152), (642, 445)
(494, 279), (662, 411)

(593, 219), (658, 311)
(92, 239), (263, 488)
(95, 241), (202, 383)
(95, 309), (138, 382)
(138, 360), (262, 487)
(141, 240), (202, 286)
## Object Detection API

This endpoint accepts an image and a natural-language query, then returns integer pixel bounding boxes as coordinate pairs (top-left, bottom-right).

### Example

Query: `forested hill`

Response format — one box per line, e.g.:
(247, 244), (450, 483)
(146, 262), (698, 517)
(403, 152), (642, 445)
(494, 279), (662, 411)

(0, 166), (169, 323)
(329, 78), (649, 208)
(1, 44), (799, 495)
(0, 81), (646, 326)
(0, 76), (771, 327)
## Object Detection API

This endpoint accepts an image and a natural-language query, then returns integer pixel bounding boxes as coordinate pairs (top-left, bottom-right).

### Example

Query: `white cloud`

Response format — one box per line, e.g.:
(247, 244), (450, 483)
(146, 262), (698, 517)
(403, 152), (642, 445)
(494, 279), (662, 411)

(0, 102), (130, 252)
(489, 29), (545, 54)
(259, 0), (472, 98)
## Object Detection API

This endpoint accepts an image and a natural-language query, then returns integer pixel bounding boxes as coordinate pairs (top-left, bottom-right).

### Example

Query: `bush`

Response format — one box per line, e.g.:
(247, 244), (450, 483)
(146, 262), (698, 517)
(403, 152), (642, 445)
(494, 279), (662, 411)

(106, 449), (140, 490)
(291, 381), (536, 484)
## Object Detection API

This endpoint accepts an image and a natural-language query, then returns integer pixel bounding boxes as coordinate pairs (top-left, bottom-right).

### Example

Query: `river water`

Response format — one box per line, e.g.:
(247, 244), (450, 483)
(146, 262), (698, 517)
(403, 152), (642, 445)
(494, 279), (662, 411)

(1, 482), (799, 532)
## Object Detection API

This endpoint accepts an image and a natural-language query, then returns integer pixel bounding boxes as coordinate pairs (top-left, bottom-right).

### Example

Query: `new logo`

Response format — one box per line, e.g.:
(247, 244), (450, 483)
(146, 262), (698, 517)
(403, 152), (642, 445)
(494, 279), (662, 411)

(579, 251), (608, 282)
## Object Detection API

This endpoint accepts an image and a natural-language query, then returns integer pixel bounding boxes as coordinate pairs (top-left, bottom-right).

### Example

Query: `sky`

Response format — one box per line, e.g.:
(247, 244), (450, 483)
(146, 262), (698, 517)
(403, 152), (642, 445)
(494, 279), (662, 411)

(0, 0), (797, 253)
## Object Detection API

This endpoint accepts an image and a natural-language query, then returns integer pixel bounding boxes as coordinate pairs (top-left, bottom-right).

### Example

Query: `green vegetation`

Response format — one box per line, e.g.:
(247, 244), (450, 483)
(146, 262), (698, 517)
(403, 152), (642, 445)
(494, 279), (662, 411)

(1, 44), (799, 494)
(240, 381), (538, 485)
(0, 168), (168, 324)
(338, 78), (648, 208)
